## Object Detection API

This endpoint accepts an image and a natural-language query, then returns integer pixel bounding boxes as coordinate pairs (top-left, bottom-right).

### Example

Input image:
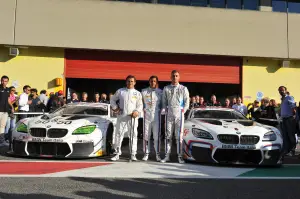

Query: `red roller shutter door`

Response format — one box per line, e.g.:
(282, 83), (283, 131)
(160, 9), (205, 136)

(65, 50), (241, 84)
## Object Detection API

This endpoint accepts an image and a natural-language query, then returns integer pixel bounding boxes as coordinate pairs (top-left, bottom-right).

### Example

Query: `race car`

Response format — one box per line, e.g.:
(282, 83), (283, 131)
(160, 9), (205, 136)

(11, 103), (119, 158)
(183, 107), (283, 166)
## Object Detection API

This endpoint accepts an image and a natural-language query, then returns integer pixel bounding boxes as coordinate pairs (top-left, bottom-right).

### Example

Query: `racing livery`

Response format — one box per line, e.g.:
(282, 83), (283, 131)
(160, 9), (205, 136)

(183, 108), (283, 165)
(11, 103), (118, 158)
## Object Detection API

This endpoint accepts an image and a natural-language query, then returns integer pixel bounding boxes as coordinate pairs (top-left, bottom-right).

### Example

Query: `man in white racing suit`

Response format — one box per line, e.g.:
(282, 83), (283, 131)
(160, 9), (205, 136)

(141, 76), (163, 161)
(110, 75), (143, 161)
(161, 70), (190, 164)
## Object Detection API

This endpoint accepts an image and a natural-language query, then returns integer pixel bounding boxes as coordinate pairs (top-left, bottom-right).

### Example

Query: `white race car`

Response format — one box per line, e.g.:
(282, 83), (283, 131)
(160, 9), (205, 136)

(11, 103), (120, 158)
(183, 108), (283, 166)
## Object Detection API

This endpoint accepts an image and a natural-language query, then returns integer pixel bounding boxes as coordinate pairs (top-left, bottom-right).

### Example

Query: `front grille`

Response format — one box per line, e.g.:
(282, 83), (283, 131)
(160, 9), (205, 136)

(213, 149), (262, 165)
(30, 128), (46, 137)
(218, 134), (239, 144)
(240, 135), (260, 145)
(27, 142), (71, 157)
(47, 129), (68, 138)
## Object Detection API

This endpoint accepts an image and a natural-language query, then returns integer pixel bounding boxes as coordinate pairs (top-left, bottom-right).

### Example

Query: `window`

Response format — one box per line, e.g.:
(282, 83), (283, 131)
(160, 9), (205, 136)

(158, 0), (174, 4)
(272, 0), (287, 12)
(288, 1), (300, 13)
(209, 0), (225, 8)
(227, 0), (242, 9)
(175, 0), (191, 5)
(243, 0), (259, 10)
(191, 0), (208, 7)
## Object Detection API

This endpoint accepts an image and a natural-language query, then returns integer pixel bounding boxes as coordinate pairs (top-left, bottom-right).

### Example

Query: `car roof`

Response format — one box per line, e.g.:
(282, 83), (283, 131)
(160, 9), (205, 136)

(66, 102), (110, 108)
(192, 107), (234, 112)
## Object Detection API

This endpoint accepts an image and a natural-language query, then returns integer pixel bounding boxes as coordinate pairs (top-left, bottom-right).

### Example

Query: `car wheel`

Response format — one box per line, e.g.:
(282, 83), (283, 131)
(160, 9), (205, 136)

(106, 123), (114, 155)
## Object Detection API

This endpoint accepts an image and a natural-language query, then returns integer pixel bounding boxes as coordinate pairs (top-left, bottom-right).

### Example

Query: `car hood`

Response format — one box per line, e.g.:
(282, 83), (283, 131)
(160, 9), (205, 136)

(26, 115), (111, 131)
(190, 118), (271, 135)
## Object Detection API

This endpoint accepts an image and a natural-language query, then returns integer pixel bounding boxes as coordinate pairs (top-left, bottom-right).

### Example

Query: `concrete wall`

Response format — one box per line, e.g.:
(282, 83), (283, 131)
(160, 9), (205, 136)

(288, 13), (300, 59)
(242, 58), (300, 105)
(0, 0), (16, 45)
(0, 46), (64, 94)
(13, 0), (288, 58)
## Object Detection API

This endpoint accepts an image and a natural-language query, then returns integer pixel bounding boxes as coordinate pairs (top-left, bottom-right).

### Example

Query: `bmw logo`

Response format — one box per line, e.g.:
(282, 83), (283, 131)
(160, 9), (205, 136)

(236, 131), (241, 134)
(47, 125), (51, 128)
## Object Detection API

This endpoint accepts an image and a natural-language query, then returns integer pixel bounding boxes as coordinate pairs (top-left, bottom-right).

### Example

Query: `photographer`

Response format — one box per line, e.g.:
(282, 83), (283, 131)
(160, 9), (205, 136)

(247, 100), (261, 120)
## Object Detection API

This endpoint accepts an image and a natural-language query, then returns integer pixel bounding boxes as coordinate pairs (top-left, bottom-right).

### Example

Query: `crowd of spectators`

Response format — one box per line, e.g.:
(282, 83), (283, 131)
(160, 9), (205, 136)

(189, 94), (292, 122)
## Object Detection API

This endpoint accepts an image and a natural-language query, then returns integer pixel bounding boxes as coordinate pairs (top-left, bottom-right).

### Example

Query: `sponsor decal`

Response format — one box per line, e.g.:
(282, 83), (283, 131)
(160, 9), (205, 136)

(183, 129), (189, 136)
(32, 138), (64, 142)
(76, 140), (93, 143)
(96, 150), (103, 156)
(221, 144), (255, 150)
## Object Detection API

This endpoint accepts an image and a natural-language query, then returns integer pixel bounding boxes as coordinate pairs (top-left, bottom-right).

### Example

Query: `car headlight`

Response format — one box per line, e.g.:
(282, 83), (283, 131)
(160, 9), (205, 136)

(72, 125), (96, 135)
(263, 131), (277, 141)
(16, 123), (28, 133)
(192, 128), (213, 140)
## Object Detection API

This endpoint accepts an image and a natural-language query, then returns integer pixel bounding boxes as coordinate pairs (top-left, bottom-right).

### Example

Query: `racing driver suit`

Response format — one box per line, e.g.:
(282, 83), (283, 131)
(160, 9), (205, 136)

(110, 88), (143, 161)
(141, 87), (163, 161)
(161, 84), (189, 163)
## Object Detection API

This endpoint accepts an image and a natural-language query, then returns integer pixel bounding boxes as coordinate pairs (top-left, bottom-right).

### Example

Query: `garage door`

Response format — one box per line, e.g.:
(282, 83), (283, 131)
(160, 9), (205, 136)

(65, 49), (241, 84)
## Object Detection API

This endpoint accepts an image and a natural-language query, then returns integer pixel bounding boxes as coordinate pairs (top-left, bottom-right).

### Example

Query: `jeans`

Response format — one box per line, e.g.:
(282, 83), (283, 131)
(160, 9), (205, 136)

(281, 116), (297, 153)
(5, 116), (16, 141)
(18, 110), (28, 121)
(0, 112), (8, 134)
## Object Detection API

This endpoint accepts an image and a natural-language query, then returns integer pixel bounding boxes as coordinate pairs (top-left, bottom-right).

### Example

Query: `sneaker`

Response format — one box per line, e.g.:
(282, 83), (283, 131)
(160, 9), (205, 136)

(156, 154), (161, 162)
(285, 152), (294, 157)
(131, 154), (138, 161)
(110, 154), (119, 161)
(142, 154), (149, 161)
(178, 156), (185, 164)
(160, 155), (170, 163)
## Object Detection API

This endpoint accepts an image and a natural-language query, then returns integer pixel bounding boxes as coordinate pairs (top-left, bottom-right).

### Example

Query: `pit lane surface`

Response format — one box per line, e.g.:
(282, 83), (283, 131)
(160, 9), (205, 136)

(0, 178), (300, 199)
(1, 140), (300, 198)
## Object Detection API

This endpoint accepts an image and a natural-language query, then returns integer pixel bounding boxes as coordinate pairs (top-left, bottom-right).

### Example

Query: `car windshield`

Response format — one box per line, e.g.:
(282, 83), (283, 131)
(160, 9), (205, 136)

(62, 105), (108, 116)
(192, 110), (247, 120)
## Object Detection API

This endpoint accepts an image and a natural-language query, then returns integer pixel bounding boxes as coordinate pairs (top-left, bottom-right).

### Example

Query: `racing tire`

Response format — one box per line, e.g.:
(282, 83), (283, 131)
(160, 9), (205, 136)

(106, 123), (114, 155)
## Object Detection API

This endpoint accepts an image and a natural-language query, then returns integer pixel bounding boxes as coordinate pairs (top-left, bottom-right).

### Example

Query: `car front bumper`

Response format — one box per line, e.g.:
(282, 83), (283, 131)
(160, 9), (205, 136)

(183, 140), (282, 165)
(12, 140), (102, 158)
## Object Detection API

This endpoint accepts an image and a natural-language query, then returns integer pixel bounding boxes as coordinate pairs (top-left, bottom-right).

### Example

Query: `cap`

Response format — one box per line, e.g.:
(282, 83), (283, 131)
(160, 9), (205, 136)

(58, 90), (63, 95)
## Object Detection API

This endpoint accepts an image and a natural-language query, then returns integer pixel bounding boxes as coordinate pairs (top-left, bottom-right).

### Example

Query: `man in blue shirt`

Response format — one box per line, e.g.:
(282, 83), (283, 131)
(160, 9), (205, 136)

(279, 86), (297, 156)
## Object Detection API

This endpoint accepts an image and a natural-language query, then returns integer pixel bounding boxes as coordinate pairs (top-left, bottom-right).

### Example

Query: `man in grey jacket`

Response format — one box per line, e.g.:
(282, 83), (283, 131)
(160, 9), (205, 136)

(161, 70), (189, 164)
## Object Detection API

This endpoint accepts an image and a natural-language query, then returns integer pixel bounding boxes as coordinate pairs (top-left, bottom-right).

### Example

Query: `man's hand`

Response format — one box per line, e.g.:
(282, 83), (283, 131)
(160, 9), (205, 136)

(27, 100), (32, 105)
(132, 111), (139, 118)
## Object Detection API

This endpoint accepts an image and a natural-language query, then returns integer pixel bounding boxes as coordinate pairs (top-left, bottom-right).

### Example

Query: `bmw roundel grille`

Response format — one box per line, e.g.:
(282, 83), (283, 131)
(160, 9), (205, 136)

(30, 128), (46, 137)
(217, 135), (239, 144)
(240, 135), (260, 145)
(47, 129), (68, 138)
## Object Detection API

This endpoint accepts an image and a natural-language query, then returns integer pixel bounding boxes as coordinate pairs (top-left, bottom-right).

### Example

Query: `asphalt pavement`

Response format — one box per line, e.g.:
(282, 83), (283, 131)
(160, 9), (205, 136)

(0, 140), (300, 199)
(0, 178), (300, 199)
